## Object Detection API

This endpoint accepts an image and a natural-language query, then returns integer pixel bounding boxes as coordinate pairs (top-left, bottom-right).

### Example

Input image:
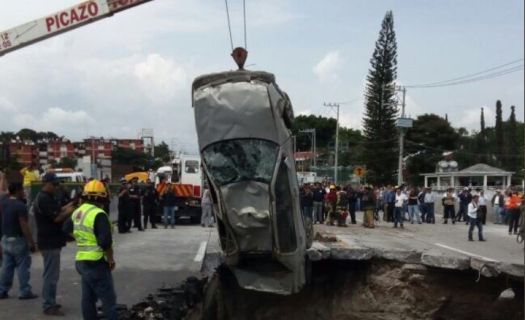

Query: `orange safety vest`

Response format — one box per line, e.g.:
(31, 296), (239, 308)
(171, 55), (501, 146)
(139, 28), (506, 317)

(506, 195), (522, 209)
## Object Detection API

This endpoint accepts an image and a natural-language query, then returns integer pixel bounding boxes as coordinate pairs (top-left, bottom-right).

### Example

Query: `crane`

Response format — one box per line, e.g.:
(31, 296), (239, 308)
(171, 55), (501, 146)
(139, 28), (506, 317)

(0, 0), (153, 56)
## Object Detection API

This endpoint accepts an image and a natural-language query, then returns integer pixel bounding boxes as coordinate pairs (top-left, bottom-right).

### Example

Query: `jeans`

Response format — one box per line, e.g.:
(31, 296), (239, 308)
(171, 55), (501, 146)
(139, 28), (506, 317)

(394, 207), (403, 227)
(163, 206), (176, 227)
(508, 208), (520, 234)
(348, 202), (357, 223)
(493, 205), (503, 224)
(424, 203), (435, 223)
(408, 205), (421, 223)
(201, 204), (214, 227)
(468, 217), (484, 240)
(76, 261), (117, 320)
(313, 202), (323, 223)
(443, 205), (455, 221)
(0, 236), (32, 297)
(457, 203), (468, 221)
(303, 206), (313, 221)
(41, 249), (61, 311)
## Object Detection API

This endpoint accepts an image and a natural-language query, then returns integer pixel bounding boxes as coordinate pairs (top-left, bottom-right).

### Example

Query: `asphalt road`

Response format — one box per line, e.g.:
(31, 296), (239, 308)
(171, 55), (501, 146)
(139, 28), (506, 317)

(1, 211), (522, 320)
(0, 225), (215, 320)
(322, 210), (524, 266)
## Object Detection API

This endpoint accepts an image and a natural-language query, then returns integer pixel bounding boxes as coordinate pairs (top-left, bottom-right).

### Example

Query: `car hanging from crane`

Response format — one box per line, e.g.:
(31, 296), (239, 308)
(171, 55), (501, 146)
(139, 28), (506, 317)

(192, 47), (313, 295)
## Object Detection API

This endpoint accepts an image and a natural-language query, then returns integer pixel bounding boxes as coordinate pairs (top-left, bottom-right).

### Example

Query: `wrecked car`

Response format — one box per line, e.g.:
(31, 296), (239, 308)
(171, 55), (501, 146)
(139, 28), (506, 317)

(192, 67), (313, 295)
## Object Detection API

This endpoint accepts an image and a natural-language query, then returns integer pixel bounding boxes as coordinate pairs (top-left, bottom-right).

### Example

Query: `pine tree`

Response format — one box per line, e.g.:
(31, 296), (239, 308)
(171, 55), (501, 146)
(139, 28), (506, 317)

(480, 107), (485, 133)
(506, 105), (517, 172)
(362, 11), (398, 184)
(495, 100), (504, 166)
(476, 107), (487, 163)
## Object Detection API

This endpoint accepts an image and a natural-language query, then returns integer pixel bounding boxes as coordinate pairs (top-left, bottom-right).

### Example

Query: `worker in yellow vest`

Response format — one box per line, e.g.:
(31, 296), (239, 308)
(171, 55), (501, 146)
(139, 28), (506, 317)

(64, 179), (117, 320)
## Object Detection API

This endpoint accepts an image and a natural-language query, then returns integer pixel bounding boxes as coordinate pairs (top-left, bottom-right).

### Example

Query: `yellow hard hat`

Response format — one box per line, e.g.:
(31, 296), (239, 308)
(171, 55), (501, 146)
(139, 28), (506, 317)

(83, 179), (108, 199)
(330, 185), (336, 189)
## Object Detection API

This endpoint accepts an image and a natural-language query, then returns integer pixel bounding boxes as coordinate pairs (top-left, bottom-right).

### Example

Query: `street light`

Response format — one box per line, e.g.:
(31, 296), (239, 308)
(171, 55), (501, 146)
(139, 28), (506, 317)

(324, 102), (340, 184)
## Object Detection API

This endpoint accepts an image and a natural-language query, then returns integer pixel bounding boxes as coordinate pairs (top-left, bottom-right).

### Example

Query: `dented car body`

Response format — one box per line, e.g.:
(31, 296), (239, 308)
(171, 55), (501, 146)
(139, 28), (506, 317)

(192, 70), (312, 295)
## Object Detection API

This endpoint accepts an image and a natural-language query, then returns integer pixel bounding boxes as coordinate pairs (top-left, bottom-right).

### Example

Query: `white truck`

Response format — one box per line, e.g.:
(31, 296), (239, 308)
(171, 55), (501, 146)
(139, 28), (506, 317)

(156, 154), (203, 223)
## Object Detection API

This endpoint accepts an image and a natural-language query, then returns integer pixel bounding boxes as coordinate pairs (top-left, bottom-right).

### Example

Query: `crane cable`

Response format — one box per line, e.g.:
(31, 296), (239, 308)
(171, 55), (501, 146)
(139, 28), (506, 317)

(224, 0), (248, 50)
(224, 0), (234, 51)
(243, 0), (247, 49)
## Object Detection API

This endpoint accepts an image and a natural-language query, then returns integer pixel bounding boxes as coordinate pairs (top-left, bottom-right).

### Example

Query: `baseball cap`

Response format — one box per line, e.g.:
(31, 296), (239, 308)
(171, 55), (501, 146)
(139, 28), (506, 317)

(42, 172), (59, 184)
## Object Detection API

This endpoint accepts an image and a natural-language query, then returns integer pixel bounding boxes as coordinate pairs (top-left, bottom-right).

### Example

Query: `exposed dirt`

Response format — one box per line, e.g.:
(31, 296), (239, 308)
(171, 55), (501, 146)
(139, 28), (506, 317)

(193, 260), (523, 320)
(122, 260), (523, 320)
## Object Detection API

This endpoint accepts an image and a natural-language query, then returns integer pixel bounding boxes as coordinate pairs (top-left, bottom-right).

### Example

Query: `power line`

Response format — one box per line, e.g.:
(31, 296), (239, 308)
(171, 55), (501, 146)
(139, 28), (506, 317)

(405, 58), (524, 88)
(409, 65), (523, 88)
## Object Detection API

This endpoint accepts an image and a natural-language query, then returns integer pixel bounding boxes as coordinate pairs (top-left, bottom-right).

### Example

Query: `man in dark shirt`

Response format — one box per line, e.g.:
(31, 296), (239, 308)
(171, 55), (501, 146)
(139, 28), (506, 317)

(0, 192), (8, 262)
(117, 180), (130, 233)
(312, 183), (325, 224)
(142, 179), (158, 229)
(0, 182), (37, 299)
(33, 173), (76, 316)
(128, 178), (143, 231)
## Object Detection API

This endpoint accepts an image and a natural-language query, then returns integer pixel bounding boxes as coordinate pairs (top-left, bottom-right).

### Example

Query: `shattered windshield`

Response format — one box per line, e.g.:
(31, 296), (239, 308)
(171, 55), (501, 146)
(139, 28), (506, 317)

(202, 139), (279, 186)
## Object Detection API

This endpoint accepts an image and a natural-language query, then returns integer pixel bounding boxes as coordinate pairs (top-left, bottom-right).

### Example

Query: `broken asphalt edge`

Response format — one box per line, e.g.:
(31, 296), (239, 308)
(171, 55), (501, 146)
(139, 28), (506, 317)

(306, 236), (524, 279)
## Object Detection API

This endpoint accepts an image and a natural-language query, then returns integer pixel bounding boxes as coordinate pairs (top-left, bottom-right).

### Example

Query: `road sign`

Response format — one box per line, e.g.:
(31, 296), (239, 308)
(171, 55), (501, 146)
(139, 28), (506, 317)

(354, 166), (365, 177)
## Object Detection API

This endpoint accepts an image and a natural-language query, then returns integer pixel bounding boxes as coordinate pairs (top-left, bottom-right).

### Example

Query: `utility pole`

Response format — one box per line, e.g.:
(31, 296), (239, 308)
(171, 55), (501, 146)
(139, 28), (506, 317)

(299, 128), (316, 169)
(395, 86), (412, 186)
(324, 103), (340, 184)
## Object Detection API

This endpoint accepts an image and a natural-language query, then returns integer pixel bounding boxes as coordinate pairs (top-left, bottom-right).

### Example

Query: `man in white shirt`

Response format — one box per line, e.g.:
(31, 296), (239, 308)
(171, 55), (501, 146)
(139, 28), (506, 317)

(394, 188), (407, 228)
(477, 190), (488, 225)
(468, 195), (485, 242)
(423, 187), (435, 224)
(491, 190), (504, 224)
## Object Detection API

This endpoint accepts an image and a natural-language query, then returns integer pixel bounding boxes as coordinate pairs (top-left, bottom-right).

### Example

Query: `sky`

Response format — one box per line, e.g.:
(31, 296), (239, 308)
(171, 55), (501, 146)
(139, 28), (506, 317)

(0, 0), (523, 154)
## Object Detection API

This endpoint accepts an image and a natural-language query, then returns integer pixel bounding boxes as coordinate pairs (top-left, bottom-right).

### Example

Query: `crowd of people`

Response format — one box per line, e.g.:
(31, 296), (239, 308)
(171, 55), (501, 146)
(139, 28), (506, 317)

(300, 182), (525, 241)
(0, 169), (117, 318)
(0, 165), (216, 319)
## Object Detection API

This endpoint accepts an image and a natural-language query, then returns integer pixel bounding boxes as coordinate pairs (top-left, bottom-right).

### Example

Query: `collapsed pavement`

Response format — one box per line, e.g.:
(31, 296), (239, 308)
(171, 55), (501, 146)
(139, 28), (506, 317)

(122, 230), (523, 320)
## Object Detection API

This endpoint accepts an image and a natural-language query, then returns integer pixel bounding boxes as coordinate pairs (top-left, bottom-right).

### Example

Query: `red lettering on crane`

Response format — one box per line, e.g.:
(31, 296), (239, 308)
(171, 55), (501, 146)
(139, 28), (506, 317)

(70, 8), (79, 24)
(87, 2), (99, 16)
(45, 17), (55, 32)
(59, 12), (70, 28)
(45, 1), (101, 33)
(79, 3), (88, 20)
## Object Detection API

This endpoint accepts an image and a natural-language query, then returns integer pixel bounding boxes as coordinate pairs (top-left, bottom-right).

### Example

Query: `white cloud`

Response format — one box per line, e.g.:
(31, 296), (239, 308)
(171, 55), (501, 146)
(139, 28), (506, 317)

(134, 54), (188, 104)
(13, 107), (95, 133)
(456, 106), (494, 132)
(313, 51), (343, 82)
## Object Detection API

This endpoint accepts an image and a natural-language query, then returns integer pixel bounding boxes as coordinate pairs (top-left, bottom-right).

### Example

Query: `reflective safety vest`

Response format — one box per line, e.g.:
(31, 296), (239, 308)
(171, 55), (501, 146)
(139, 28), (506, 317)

(72, 203), (111, 261)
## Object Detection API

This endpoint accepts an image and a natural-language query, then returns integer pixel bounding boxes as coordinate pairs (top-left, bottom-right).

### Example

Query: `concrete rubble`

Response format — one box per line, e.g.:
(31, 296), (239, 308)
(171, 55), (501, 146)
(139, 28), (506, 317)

(307, 232), (524, 279)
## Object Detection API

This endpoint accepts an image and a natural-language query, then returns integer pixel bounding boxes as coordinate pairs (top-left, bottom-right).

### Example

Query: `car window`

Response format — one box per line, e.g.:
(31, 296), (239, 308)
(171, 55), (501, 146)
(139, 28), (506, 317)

(274, 159), (297, 253)
(202, 139), (279, 186)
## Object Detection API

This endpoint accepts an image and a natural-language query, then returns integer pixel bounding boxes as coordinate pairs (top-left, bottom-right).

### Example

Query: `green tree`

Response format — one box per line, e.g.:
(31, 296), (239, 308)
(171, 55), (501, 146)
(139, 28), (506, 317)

(17, 128), (38, 142)
(495, 100), (504, 166)
(505, 105), (517, 171)
(57, 157), (78, 169)
(112, 146), (148, 169)
(405, 114), (459, 185)
(292, 115), (336, 149)
(362, 10), (399, 184)
(154, 141), (171, 163)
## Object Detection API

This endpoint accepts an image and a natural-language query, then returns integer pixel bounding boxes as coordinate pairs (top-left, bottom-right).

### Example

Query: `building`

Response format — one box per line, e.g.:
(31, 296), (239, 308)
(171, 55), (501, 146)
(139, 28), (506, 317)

(422, 163), (513, 191)
(8, 141), (38, 167)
